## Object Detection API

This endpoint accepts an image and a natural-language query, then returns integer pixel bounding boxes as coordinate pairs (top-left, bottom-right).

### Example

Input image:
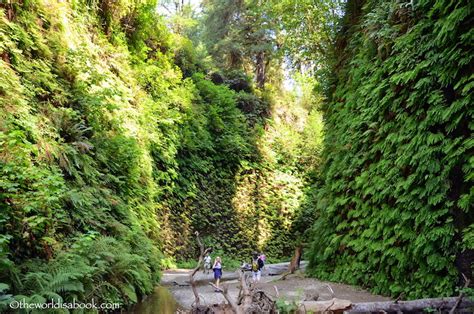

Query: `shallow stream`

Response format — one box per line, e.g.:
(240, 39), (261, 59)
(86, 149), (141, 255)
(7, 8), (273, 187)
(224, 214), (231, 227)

(127, 286), (180, 314)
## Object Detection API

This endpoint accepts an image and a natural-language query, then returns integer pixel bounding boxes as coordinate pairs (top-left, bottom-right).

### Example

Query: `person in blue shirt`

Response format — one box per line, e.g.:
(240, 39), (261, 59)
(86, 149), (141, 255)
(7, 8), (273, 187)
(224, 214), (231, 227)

(213, 256), (222, 291)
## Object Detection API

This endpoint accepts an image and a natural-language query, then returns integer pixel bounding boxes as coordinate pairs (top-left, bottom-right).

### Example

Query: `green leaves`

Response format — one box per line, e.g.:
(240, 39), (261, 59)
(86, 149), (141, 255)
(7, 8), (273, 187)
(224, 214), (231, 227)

(0, 0), (168, 306)
(308, 0), (473, 299)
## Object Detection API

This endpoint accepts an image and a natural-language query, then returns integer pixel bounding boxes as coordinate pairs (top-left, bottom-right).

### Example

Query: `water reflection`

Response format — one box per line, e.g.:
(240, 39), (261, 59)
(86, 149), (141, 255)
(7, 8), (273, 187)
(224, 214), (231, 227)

(128, 286), (180, 314)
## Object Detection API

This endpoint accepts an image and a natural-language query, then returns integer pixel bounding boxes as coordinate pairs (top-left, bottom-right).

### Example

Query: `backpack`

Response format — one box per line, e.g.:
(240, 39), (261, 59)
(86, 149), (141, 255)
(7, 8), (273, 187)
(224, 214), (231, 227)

(251, 260), (259, 271)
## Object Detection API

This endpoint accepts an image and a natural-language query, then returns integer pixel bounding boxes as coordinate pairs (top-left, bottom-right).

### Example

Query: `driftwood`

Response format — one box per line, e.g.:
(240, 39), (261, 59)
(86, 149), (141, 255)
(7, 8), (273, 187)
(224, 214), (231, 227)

(449, 274), (470, 314)
(238, 269), (253, 311)
(345, 297), (474, 313)
(296, 296), (474, 313)
(190, 233), (275, 313)
(250, 289), (276, 313)
(209, 282), (239, 311)
(190, 231), (212, 307)
(301, 298), (352, 313)
(216, 269), (275, 314)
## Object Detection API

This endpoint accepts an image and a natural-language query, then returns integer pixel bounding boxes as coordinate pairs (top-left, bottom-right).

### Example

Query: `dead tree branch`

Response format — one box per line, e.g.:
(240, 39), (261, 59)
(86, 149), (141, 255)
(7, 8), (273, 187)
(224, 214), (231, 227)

(449, 274), (471, 314)
(190, 234), (275, 313)
(190, 231), (212, 307)
(326, 284), (335, 298)
(209, 283), (239, 312)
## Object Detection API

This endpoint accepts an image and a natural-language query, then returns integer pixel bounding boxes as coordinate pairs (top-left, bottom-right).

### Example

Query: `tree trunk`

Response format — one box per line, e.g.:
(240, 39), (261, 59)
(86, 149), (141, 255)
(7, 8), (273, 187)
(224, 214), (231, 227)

(288, 245), (303, 274)
(256, 51), (266, 89)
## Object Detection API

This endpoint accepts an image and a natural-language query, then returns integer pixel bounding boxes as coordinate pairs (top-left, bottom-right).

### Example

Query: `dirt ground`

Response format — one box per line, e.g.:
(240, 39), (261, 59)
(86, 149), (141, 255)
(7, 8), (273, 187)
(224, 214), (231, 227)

(161, 262), (391, 310)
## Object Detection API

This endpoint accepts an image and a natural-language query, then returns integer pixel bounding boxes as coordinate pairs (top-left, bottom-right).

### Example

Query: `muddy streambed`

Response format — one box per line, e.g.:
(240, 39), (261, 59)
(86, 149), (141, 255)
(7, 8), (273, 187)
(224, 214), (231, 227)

(129, 262), (390, 313)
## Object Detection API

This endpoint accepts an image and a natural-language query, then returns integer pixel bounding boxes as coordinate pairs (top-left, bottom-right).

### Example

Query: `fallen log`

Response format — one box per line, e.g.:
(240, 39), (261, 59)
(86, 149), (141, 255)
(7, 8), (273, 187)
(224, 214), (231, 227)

(346, 297), (474, 313)
(301, 298), (352, 313)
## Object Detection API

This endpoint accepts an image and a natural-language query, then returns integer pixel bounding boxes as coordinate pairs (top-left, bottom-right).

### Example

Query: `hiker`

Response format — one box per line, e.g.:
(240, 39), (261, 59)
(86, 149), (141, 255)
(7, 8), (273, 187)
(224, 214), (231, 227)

(259, 253), (266, 269)
(251, 252), (264, 283)
(213, 256), (222, 291)
(203, 252), (211, 274)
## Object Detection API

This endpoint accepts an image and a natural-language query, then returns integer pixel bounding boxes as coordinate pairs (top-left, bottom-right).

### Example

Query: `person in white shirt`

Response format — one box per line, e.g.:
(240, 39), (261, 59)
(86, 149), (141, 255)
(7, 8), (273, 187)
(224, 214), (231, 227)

(203, 253), (212, 274)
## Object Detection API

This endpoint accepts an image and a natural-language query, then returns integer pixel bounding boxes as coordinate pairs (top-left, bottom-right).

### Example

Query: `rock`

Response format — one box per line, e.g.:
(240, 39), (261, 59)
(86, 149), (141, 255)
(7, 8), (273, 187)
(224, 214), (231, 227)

(210, 72), (225, 85)
(304, 289), (319, 301)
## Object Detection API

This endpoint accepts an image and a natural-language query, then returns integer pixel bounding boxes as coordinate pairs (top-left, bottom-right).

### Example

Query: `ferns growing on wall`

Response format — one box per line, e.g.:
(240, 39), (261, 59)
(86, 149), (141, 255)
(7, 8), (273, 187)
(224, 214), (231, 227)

(0, 0), (322, 308)
(308, 0), (473, 299)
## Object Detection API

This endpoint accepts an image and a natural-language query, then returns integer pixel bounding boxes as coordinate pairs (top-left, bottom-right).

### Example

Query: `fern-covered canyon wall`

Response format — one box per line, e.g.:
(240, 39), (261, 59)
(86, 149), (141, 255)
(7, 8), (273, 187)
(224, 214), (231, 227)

(308, 0), (473, 299)
(0, 0), (472, 309)
(1, 0), (178, 304)
(0, 0), (320, 306)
